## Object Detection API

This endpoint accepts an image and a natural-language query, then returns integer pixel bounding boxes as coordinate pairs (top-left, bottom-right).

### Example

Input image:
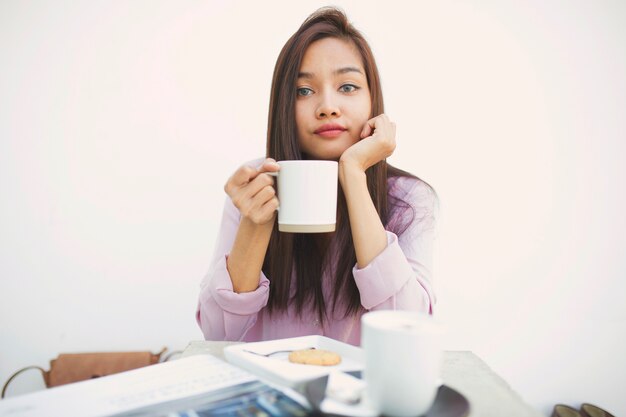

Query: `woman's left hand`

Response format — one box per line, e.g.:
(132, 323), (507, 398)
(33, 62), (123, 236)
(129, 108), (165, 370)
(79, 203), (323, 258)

(339, 114), (396, 172)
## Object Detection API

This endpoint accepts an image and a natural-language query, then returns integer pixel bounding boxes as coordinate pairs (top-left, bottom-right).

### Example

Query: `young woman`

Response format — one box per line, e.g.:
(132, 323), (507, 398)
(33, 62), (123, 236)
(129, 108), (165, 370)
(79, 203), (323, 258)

(196, 7), (436, 345)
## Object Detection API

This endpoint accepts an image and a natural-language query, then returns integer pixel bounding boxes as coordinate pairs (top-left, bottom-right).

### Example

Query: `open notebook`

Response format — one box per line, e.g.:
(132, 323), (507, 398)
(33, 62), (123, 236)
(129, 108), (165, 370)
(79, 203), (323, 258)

(0, 354), (311, 417)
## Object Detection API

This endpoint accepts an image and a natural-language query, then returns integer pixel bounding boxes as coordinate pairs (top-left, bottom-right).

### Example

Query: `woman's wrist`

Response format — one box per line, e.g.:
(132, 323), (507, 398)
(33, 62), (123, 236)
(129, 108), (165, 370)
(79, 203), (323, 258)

(338, 158), (366, 188)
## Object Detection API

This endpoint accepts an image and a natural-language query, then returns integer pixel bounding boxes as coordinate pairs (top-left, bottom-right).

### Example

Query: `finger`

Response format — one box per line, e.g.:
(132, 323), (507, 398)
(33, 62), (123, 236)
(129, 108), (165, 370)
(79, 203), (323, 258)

(258, 158), (280, 174)
(259, 196), (280, 217)
(225, 165), (256, 197)
(227, 158), (278, 194)
(360, 120), (374, 138)
(230, 164), (259, 187)
(360, 114), (388, 138)
(240, 172), (276, 202)
(250, 184), (276, 205)
(243, 185), (275, 219)
(248, 194), (279, 225)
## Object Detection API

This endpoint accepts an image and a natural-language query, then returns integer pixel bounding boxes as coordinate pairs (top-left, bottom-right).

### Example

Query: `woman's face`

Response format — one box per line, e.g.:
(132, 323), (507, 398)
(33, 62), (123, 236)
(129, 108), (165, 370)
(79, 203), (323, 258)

(295, 37), (372, 160)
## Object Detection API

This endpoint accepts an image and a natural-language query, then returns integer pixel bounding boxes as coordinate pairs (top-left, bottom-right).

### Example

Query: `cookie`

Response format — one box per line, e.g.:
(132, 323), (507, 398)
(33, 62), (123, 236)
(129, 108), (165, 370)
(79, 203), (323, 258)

(288, 348), (342, 366)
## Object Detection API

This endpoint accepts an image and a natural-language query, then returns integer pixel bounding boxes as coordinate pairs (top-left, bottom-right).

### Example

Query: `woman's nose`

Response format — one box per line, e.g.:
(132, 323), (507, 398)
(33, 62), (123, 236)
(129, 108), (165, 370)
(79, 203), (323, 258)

(316, 92), (341, 119)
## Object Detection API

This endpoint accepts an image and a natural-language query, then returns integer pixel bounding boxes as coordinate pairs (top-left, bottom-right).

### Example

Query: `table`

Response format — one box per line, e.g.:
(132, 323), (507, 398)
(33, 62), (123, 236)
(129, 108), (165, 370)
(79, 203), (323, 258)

(182, 341), (542, 417)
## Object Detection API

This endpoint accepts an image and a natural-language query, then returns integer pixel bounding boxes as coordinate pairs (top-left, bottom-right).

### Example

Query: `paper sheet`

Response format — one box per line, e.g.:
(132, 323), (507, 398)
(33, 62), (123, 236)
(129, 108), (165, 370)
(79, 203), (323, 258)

(0, 355), (256, 417)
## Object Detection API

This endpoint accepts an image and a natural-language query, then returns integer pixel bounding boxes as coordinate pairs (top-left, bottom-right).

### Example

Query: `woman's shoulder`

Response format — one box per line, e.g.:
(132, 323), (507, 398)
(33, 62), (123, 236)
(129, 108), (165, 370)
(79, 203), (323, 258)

(386, 175), (437, 234)
(387, 175), (435, 203)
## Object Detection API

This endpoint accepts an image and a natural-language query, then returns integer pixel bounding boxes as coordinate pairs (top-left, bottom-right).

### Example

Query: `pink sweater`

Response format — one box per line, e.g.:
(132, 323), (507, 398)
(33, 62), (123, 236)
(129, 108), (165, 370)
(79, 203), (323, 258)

(196, 175), (436, 346)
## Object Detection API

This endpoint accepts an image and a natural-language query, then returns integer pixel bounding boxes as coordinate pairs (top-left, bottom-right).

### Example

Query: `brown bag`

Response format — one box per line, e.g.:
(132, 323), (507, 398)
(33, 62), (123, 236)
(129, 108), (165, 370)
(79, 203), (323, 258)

(2, 348), (169, 398)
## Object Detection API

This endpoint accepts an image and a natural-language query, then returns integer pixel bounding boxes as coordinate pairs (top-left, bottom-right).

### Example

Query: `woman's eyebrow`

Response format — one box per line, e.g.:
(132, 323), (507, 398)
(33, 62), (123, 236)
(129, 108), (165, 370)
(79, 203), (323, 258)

(297, 66), (364, 79)
(334, 66), (363, 75)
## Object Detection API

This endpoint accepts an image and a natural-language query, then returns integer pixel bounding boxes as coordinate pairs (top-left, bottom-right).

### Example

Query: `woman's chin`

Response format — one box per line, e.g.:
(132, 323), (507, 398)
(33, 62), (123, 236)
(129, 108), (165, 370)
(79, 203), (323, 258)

(302, 145), (351, 161)
(302, 152), (342, 161)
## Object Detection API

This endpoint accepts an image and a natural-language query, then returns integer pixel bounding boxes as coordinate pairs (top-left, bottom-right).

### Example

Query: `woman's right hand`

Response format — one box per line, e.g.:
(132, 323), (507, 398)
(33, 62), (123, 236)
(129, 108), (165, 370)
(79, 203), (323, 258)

(224, 158), (280, 226)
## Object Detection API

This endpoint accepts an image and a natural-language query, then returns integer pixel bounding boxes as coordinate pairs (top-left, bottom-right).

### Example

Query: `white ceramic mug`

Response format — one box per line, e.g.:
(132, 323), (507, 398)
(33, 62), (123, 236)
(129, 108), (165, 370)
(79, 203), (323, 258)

(269, 160), (338, 233)
(361, 310), (444, 417)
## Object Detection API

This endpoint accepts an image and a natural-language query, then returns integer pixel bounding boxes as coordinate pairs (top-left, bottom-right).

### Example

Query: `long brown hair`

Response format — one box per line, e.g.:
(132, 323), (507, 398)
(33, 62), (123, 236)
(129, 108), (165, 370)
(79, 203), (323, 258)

(264, 7), (419, 323)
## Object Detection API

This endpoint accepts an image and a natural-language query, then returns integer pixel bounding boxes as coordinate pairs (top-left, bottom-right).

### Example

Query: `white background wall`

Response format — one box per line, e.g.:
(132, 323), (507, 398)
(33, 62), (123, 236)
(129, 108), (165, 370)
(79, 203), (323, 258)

(1, 0), (624, 415)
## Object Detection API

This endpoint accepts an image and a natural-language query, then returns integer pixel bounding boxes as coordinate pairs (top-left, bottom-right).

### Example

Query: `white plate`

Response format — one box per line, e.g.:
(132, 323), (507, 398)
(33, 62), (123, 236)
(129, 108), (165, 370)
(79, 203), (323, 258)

(224, 335), (364, 388)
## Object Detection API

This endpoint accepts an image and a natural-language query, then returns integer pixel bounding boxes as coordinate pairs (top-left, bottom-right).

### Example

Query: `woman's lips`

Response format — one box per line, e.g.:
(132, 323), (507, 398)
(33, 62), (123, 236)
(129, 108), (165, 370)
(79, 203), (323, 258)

(314, 124), (347, 138)
(316, 129), (346, 138)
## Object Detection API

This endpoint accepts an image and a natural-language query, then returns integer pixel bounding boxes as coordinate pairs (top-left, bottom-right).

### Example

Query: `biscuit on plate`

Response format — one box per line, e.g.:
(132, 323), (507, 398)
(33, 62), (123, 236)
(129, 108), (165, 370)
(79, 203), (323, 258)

(288, 349), (341, 366)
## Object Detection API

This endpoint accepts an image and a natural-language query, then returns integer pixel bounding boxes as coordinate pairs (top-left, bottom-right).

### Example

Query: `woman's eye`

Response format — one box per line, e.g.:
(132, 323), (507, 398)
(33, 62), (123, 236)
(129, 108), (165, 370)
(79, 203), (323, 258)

(340, 84), (359, 93)
(297, 87), (313, 97)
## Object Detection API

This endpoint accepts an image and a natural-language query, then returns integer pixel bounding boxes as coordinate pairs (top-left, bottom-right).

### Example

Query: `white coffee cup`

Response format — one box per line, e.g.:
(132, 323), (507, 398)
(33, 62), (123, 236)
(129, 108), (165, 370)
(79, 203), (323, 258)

(361, 310), (444, 417)
(269, 160), (338, 233)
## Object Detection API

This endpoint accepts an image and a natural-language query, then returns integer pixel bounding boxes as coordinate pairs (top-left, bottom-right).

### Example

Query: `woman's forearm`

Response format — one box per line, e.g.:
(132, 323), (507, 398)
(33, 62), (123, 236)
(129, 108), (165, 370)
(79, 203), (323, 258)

(227, 217), (274, 293)
(339, 161), (388, 268)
